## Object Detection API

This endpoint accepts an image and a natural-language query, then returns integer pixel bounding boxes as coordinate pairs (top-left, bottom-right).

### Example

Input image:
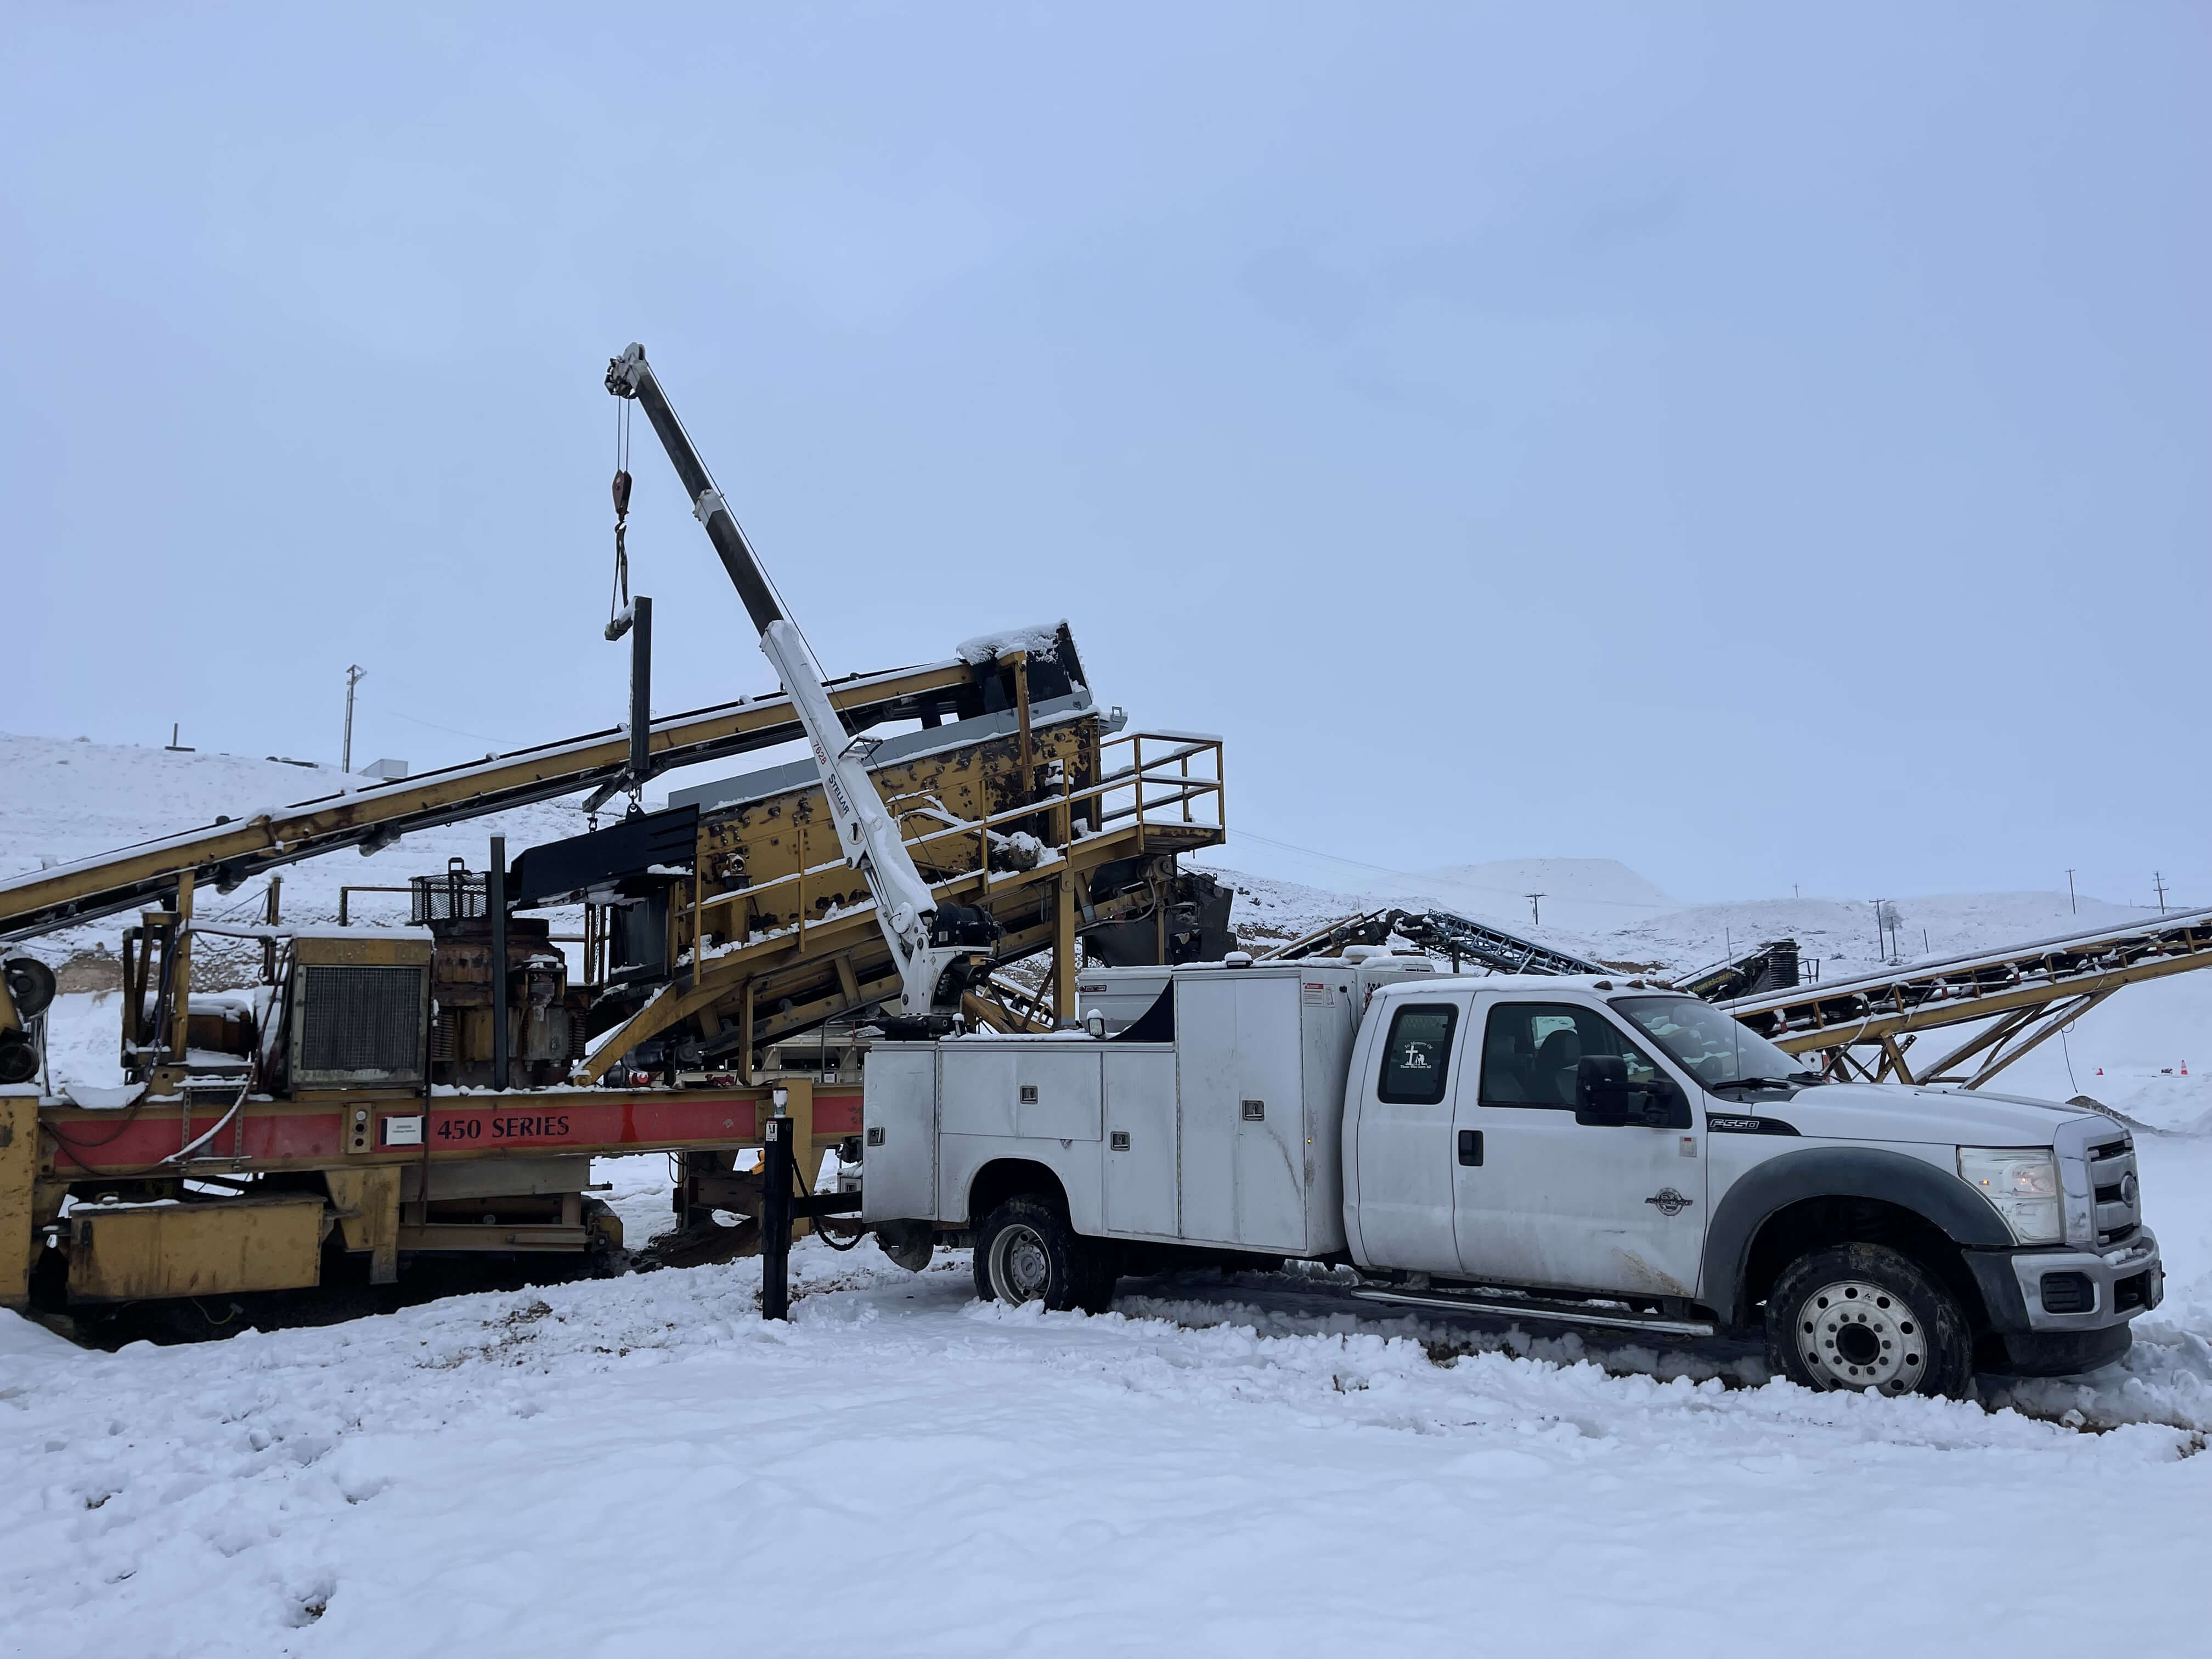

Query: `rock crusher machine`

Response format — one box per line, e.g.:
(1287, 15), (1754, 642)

(0, 345), (1231, 1328)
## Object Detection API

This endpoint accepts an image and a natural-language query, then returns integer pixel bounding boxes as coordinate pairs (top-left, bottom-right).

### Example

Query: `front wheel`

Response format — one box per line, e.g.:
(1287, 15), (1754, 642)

(973, 1197), (1115, 1314)
(1766, 1243), (1974, 1399)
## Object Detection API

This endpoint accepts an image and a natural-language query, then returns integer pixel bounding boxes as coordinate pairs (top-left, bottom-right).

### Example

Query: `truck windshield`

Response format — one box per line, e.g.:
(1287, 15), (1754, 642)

(1611, 996), (1814, 1091)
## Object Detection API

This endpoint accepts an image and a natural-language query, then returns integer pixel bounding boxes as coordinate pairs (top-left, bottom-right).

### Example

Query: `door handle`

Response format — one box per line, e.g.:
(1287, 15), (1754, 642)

(1457, 1130), (1483, 1167)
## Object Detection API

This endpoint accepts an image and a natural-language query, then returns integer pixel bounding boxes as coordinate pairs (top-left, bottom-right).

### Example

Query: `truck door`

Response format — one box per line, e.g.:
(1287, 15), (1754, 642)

(1350, 991), (1472, 1273)
(1452, 998), (1705, 1298)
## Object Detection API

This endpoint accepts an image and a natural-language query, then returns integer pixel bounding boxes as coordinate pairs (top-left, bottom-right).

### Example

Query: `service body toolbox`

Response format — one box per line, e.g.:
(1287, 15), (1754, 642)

(862, 955), (1433, 1256)
(860, 949), (2163, 1398)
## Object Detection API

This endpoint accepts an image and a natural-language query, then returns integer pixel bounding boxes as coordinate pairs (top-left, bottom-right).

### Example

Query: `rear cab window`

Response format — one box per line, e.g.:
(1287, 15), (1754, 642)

(1378, 1003), (1459, 1104)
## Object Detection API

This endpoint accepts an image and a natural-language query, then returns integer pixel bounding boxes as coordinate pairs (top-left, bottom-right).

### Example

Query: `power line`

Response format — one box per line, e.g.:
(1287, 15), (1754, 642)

(353, 696), (520, 752)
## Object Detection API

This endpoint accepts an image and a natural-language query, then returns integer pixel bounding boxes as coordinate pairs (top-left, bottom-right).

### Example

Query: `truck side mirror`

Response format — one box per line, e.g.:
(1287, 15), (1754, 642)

(1575, 1056), (1632, 1126)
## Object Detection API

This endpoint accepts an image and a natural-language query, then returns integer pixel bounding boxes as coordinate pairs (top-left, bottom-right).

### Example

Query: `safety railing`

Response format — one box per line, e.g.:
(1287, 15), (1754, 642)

(685, 731), (1224, 958)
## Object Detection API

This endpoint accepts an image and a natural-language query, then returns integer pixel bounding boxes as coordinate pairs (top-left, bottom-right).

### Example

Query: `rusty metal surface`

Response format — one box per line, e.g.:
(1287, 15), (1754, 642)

(65, 1192), (326, 1302)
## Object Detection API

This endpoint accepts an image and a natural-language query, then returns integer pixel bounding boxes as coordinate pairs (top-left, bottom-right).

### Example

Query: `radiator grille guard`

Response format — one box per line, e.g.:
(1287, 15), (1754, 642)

(295, 964), (427, 1084)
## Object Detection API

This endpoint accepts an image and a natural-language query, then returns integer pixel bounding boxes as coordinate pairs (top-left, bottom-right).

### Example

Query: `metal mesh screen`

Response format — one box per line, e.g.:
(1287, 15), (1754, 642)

(410, 871), (488, 924)
(298, 964), (425, 1078)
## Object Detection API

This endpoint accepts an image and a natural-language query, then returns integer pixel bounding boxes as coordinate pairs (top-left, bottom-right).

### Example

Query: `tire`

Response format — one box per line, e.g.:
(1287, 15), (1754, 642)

(1766, 1242), (1974, 1399)
(972, 1197), (1116, 1314)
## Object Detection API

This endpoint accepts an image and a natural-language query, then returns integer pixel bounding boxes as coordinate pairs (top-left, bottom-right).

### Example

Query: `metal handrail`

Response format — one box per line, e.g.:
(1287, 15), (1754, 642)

(684, 733), (1223, 938)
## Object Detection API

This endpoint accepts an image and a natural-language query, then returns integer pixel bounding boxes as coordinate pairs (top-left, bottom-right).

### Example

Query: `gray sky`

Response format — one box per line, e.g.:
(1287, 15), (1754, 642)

(4, 4), (2205, 909)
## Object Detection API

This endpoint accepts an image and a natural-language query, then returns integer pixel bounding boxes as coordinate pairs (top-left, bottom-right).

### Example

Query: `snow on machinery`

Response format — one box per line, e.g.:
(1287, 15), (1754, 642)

(0, 350), (1232, 1328)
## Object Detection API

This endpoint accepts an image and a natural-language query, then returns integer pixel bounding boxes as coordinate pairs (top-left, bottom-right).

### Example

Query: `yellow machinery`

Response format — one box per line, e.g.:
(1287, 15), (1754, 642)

(0, 630), (1227, 1323)
(0, 339), (1246, 1327)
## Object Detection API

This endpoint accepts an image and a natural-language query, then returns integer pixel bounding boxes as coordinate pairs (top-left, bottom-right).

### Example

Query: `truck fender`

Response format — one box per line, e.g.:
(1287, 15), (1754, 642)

(1701, 1147), (2009, 1325)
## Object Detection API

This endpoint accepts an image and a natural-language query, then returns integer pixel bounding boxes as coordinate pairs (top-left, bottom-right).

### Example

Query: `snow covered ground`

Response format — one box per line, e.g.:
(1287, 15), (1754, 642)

(4, 1197), (2209, 1657)
(8, 735), (2212, 1653)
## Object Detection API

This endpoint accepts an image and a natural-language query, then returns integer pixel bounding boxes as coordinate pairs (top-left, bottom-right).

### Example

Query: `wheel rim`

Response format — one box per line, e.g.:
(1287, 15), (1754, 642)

(989, 1223), (1052, 1304)
(1796, 1278), (1927, 1394)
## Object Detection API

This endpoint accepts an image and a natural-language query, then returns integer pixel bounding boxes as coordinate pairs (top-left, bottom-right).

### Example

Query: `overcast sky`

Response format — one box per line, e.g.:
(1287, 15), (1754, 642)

(4, 4), (2205, 909)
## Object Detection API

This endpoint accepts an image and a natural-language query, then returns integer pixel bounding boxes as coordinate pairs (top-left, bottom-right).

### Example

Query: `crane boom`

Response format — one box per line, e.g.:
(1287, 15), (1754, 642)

(605, 343), (994, 1026)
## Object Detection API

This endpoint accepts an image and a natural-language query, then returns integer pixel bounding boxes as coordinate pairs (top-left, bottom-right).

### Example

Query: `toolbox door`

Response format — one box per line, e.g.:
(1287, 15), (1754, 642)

(1177, 973), (1306, 1251)
(1102, 1046), (1178, 1238)
(861, 1045), (940, 1223)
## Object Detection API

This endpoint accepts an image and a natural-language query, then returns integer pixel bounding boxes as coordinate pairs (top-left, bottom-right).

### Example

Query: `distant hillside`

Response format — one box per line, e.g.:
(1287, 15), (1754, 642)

(0, 731), (590, 981)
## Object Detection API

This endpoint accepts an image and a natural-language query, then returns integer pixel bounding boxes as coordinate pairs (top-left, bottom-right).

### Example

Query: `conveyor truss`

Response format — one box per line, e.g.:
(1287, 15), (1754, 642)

(1720, 908), (2212, 1089)
(1276, 901), (2212, 1093)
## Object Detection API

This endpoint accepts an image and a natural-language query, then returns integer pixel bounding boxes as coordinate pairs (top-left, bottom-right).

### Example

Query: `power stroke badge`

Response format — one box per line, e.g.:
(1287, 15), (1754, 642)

(1644, 1187), (1695, 1217)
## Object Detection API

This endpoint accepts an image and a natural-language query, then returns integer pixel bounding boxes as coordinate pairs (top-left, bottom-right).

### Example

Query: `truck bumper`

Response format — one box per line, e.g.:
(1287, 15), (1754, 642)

(1962, 1229), (2162, 1374)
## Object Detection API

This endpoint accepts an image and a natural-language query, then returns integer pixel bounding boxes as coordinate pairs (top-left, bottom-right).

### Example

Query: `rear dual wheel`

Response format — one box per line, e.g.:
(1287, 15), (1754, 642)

(974, 1197), (1118, 1314)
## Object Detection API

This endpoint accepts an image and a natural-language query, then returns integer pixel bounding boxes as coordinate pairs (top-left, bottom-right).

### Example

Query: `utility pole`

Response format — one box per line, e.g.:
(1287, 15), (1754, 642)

(1525, 893), (1546, 927)
(341, 664), (366, 774)
(2066, 869), (2077, 915)
(1871, 899), (1886, 958)
(2153, 872), (2168, 915)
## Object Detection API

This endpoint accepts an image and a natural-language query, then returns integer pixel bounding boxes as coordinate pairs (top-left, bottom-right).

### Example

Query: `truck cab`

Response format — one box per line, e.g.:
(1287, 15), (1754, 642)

(1347, 974), (2163, 1391)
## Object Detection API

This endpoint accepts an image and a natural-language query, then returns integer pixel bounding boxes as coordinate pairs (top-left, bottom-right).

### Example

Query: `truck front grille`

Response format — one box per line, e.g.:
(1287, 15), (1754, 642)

(2085, 1135), (2140, 1249)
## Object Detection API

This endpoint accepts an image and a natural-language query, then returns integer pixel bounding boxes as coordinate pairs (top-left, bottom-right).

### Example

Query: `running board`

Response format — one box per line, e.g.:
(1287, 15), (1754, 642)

(1351, 1286), (1716, 1338)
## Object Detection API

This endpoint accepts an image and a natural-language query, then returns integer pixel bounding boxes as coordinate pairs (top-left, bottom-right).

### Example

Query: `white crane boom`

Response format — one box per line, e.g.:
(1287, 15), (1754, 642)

(605, 342), (995, 1026)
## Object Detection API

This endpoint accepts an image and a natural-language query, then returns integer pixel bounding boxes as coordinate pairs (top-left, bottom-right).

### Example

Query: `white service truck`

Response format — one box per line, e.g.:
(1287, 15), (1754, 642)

(862, 950), (2164, 1395)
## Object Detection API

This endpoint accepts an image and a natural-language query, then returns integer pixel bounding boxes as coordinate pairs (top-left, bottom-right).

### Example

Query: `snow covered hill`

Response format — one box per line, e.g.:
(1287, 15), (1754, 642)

(1, 730), (594, 985)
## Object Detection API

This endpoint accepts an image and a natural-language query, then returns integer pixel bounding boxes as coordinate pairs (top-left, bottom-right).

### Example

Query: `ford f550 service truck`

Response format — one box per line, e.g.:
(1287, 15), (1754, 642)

(862, 951), (2163, 1395)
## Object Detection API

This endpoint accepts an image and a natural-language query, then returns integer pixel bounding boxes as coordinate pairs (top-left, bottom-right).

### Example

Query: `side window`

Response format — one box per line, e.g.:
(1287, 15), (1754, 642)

(1377, 1003), (1459, 1105)
(1480, 1002), (1660, 1108)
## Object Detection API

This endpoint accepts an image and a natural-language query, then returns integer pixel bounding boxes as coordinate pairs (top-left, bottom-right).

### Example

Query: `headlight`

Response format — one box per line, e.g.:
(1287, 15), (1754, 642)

(1958, 1147), (2062, 1244)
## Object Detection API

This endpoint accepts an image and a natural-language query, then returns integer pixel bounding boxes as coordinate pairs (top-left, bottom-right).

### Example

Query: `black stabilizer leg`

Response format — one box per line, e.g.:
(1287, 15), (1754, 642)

(760, 1115), (792, 1321)
(629, 596), (652, 791)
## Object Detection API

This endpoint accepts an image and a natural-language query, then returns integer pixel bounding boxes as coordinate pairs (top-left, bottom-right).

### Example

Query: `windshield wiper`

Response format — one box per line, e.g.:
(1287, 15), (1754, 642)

(1711, 1076), (1795, 1092)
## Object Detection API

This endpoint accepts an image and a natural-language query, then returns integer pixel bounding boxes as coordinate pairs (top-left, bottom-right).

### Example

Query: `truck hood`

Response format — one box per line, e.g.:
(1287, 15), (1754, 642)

(1724, 1082), (2098, 1147)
